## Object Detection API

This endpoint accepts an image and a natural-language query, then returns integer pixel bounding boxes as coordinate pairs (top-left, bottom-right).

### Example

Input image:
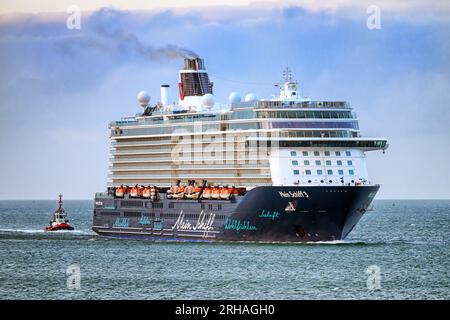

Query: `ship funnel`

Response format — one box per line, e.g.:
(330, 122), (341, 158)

(178, 57), (213, 110)
(183, 57), (205, 71)
(160, 85), (170, 105)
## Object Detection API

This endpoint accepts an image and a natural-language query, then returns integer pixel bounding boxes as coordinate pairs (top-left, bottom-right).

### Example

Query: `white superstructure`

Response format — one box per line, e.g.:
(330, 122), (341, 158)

(108, 58), (388, 189)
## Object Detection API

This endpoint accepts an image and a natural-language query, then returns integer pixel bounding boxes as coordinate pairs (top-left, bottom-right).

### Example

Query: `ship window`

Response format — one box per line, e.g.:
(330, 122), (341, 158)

(346, 151), (352, 156)
(315, 160), (321, 166)
(293, 170), (300, 175)
(208, 204), (213, 210)
(347, 160), (353, 165)
(290, 151), (297, 156)
(218, 204), (222, 210)
(314, 151), (320, 156)
(121, 201), (143, 208)
(327, 170), (333, 175)
(338, 170), (344, 175)
(337, 160), (342, 166)
(335, 151), (341, 156)
(304, 160), (310, 165)
(302, 151), (308, 156)
(124, 212), (141, 217)
(317, 170), (323, 175)
(305, 170), (311, 175)
(169, 203), (174, 209)
(201, 204), (205, 210)
(324, 151), (330, 156)
(349, 170), (355, 175)
(326, 160), (332, 166)
(292, 160), (298, 166)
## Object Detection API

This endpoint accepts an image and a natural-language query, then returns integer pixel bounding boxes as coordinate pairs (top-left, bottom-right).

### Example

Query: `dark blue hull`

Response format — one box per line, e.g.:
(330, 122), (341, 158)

(92, 185), (379, 242)
(219, 185), (378, 242)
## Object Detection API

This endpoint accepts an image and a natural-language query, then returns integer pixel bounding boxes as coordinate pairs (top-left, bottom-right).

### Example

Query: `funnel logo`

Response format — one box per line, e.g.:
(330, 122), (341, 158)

(178, 83), (185, 100)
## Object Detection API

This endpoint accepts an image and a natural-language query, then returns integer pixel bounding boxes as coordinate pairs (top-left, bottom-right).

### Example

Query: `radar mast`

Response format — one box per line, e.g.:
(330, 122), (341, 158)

(276, 67), (302, 101)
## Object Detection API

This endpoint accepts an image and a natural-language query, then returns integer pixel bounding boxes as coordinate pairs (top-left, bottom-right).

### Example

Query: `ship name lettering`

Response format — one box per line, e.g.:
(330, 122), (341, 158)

(278, 191), (309, 198)
(258, 210), (280, 220)
(172, 210), (215, 238)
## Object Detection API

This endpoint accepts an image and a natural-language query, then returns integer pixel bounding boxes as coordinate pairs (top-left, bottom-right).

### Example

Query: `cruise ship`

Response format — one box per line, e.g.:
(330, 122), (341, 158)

(92, 57), (388, 242)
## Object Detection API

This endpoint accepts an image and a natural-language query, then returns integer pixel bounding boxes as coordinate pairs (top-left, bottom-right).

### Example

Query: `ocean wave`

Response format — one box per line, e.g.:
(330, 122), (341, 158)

(0, 228), (95, 240)
(0, 228), (93, 235)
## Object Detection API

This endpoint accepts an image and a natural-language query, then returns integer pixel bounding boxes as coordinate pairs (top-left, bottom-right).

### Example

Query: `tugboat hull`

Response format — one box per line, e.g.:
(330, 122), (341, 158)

(92, 185), (379, 242)
(45, 223), (74, 231)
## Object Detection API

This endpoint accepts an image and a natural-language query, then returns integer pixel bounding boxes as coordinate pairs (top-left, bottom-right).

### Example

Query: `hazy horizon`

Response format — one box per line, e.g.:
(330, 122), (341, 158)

(0, 1), (449, 200)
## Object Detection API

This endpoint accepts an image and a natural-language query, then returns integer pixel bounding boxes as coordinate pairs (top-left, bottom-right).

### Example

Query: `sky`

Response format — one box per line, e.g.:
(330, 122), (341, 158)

(0, 1), (449, 199)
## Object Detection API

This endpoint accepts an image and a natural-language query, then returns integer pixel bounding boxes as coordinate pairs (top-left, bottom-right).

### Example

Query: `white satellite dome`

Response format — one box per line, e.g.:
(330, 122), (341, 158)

(228, 92), (241, 104)
(202, 93), (215, 108)
(244, 93), (258, 102)
(137, 91), (151, 108)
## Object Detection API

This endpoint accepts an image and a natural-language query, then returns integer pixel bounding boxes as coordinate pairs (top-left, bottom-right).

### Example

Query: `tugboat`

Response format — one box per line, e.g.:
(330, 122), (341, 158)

(45, 194), (74, 231)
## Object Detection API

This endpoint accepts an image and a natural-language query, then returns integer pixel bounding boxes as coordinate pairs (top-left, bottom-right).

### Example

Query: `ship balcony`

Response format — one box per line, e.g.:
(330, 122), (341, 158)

(246, 137), (388, 151)
(95, 192), (113, 198)
(110, 147), (257, 156)
(109, 156), (269, 164)
(110, 113), (223, 128)
(108, 172), (272, 179)
(110, 138), (249, 148)
(109, 164), (270, 171)
(254, 100), (351, 109)
(107, 181), (272, 188)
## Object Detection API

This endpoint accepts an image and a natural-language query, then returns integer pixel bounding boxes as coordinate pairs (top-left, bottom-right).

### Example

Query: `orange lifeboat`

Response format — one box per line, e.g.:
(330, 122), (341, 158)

(202, 187), (211, 199)
(211, 186), (220, 200)
(186, 183), (194, 196)
(130, 185), (139, 198)
(142, 186), (151, 198)
(167, 180), (181, 199)
(115, 185), (125, 198)
(150, 186), (158, 201)
(220, 186), (232, 200)
(174, 185), (185, 199)
(192, 184), (202, 199)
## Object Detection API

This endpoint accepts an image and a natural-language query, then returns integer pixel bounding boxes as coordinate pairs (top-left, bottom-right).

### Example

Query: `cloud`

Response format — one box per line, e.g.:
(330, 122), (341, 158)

(0, 5), (449, 199)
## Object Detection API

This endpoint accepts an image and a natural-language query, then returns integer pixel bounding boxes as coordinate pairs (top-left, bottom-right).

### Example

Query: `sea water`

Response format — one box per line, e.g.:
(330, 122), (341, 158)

(0, 200), (448, 299)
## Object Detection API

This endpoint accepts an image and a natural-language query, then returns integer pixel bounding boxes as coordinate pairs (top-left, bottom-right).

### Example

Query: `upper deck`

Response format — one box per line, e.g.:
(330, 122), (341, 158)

(111, 100), (353, 127)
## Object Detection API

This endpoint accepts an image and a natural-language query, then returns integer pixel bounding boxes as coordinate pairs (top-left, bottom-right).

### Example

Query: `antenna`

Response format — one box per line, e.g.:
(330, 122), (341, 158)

(59, 193), (63, 209)
(283, 67), (293, 83)
(275, 67), (294, 89)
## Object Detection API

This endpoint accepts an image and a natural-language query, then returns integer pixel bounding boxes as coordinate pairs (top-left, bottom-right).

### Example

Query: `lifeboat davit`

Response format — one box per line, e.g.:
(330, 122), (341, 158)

(45, 194), (74, 231)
